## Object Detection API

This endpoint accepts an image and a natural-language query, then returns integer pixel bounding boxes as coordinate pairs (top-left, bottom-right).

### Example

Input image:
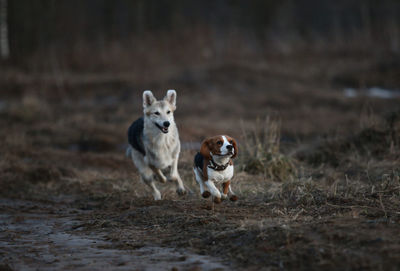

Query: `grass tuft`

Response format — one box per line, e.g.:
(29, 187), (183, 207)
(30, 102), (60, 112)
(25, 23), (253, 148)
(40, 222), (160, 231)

(239, 117), (297, 181)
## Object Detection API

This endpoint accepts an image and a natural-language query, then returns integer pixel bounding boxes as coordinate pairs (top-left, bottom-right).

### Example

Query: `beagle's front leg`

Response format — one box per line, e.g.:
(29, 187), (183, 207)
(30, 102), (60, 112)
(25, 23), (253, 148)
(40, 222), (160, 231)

(194, 167), (210, 198)
(199, 159), (211, 198)
(222, 181), (230, 200)
(222, 181), (238, 201)
(204, 180), (222, 203)
(227, 181), (238, 201)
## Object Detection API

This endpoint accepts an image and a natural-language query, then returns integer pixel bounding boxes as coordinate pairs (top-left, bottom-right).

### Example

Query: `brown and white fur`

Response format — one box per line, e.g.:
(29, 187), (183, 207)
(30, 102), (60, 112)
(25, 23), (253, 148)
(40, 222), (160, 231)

(193, 135), (238, 203)
(126, 90), (186, 200)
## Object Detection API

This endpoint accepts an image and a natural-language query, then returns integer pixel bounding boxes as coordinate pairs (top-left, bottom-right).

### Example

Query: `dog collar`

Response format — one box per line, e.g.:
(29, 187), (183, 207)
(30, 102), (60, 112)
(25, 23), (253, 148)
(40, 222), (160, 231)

(208, 159), (230, 171)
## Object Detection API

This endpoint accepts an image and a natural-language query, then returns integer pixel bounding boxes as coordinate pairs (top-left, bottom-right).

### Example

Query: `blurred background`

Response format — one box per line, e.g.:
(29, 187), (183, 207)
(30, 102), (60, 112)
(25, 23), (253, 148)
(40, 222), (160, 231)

(2, 0), (400, 67)
(0, 0), (399, 147)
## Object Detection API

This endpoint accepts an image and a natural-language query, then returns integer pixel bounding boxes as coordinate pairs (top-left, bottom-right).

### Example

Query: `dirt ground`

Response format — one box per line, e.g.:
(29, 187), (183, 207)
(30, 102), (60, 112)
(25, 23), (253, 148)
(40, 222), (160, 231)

(0, 53), (400, 270)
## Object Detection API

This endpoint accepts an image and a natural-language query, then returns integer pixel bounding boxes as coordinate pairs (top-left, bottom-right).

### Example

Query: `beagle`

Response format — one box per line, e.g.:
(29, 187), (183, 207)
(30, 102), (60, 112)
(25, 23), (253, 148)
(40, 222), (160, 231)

(193, 135), (238, 203)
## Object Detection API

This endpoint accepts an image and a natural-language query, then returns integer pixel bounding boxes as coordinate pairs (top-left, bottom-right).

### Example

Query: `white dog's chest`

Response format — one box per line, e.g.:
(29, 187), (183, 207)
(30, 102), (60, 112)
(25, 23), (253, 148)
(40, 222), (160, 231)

(207, 165), (234, 183)
(155, 145), (174, 165)
(145, 139), (177, 169)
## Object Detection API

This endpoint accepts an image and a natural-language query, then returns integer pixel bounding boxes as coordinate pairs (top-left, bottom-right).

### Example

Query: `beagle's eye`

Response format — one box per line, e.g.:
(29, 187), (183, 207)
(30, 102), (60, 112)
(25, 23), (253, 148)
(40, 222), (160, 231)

(229, 140), (233, 144)
(217, 141), (223, 145)
(167, 110), (171, 114)
(154, 112), (160, 115)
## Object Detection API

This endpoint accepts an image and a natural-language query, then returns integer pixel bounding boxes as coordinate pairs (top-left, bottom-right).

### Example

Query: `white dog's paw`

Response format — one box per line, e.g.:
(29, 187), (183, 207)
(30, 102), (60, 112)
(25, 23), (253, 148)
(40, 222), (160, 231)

(176, 187), (186, 196)
(153, 191), (162, 200)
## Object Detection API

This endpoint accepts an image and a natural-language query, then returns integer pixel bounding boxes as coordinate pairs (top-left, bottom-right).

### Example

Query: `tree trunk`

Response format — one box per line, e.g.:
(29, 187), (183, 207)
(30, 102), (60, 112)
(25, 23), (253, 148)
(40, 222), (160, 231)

(0, 0), (10, 59)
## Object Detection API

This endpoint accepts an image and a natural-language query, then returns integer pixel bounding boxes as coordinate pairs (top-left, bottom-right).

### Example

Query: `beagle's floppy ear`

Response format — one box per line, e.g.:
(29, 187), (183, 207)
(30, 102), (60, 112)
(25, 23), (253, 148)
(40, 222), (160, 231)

(200, 138), (212, 160)
(143, 90), (156, 108)
(230, 137), (238, 159)
(164, 89), (177, 108)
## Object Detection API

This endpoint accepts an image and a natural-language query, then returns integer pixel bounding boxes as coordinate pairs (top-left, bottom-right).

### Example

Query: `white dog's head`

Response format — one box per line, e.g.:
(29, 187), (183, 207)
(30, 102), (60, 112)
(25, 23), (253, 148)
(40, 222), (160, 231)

(143, 89), (177, 134)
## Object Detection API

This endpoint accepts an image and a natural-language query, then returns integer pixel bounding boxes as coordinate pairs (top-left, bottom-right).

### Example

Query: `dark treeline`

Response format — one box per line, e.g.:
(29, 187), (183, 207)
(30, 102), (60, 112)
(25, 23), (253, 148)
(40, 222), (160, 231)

(3, 0), (400, 65)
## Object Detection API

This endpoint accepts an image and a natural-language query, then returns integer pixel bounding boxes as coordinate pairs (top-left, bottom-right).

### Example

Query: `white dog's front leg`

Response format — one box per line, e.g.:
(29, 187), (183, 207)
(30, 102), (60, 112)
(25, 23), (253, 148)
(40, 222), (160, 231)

(170, 156), (186, 195)
(147, 179), (162, 200)
(205, 180), (221, 203)
(149, 165), (167, 183)
(131, 150), (161, 200)
(141, 172), (161, 201)
(153, 168), (167, 183)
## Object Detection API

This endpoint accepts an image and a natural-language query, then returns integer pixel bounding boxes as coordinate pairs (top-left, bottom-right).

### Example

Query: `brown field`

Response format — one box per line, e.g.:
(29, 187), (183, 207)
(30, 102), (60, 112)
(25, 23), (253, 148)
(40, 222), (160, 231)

(1, 52), (400, 270)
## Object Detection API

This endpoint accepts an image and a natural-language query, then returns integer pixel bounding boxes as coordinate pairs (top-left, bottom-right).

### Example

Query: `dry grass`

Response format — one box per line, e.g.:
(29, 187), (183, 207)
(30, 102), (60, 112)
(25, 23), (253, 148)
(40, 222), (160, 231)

(0, 52), (400, 270)
(239, 117), (297, 182)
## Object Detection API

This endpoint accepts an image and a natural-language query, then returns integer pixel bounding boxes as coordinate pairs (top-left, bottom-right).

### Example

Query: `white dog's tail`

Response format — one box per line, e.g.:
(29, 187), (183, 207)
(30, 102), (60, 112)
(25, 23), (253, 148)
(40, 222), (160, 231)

(125, 145), (132, 158)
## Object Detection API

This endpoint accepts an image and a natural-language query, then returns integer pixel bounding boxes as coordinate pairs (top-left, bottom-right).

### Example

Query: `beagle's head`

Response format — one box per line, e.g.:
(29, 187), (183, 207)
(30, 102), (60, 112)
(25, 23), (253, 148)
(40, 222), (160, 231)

(200, 135), (238, 160)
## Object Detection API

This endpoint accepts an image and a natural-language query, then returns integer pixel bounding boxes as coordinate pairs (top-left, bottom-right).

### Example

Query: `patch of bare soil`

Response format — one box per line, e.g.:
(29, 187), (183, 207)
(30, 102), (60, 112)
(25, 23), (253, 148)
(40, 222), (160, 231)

(0, 199), (229, 271)
(78, 189), (400, 271)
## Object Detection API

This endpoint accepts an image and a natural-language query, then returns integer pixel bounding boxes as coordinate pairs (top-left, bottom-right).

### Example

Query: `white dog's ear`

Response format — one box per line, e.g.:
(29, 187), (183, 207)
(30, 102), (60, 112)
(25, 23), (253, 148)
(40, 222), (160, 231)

(164, 89), (177, 107)
(143, 90), (156, 108)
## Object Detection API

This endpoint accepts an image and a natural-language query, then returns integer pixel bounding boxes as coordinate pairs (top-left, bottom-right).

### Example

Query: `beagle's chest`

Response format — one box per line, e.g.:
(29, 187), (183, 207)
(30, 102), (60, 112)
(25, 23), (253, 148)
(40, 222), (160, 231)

(207, 165), (234, 183)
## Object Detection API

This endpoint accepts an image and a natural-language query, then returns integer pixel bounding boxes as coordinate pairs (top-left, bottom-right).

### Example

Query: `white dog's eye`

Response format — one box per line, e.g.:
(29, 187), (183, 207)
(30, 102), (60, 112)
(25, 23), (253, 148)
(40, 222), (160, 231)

(167, 111), (171, 114)
(154, 112), (160, 115)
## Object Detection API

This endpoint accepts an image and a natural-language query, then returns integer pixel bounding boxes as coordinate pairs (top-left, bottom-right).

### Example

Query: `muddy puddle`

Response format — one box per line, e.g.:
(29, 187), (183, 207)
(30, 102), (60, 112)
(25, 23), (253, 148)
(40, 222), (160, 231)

(0, 199), (228, 271)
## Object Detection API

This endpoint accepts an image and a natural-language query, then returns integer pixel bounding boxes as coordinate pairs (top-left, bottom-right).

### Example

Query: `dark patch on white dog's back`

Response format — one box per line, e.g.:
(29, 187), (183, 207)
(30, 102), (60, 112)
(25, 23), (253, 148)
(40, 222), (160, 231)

(128, 117), (145, 155)
(194, 152), (204, 170)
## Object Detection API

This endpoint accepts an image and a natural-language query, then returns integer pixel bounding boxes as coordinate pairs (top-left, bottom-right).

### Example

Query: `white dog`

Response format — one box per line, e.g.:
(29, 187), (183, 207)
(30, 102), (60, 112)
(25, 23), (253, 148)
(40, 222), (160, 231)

(126, 90), (186, 200)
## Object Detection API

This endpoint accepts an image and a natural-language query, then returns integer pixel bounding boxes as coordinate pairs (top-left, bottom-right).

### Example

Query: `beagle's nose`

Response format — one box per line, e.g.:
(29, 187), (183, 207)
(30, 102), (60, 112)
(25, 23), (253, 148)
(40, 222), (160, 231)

(226, 145), (233, 150)
(163, 121), (170, 127)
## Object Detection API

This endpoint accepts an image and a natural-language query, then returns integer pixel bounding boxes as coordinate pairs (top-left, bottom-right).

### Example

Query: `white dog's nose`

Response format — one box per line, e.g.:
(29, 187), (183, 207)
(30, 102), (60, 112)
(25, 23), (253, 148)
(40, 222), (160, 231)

(163, 121), (170, 127)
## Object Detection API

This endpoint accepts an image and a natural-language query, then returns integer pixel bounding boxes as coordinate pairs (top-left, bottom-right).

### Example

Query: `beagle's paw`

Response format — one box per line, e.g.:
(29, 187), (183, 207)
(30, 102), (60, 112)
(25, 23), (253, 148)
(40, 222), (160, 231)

(230, 195), (238, 202)
(202, 191), (211, 198)
(213, 197), (222, 204)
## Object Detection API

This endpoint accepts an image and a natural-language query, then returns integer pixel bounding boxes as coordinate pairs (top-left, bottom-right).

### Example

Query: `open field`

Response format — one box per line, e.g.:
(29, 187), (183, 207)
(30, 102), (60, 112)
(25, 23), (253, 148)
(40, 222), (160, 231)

(1, 52), (400, 270)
